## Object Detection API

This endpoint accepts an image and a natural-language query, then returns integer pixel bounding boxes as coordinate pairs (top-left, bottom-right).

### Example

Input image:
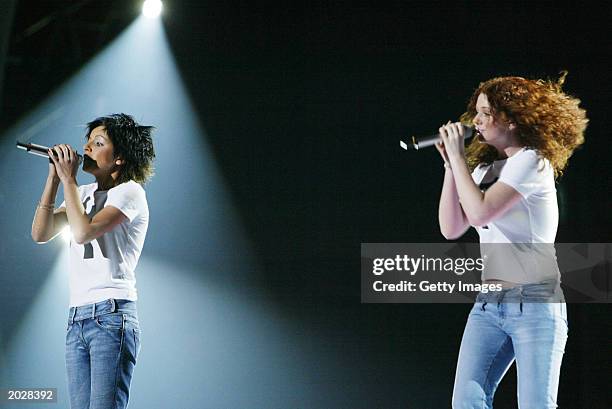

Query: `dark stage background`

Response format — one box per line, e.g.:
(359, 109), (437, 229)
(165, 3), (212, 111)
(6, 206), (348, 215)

(1, 2), (610, 408)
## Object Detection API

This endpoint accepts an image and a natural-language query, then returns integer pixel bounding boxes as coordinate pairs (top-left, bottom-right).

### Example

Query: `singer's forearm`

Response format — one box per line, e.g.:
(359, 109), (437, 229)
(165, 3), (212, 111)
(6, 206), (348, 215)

(31, 176), (61, 243)
(62, 179), (89, 244)
(448, 156), (487, 225)
(438, 169), (469, 239)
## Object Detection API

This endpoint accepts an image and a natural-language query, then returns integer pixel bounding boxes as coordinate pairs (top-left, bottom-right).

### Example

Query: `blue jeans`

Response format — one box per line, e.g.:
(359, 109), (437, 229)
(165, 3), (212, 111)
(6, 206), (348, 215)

(66, 299), (141, 409)
(452, 281), (568, 409)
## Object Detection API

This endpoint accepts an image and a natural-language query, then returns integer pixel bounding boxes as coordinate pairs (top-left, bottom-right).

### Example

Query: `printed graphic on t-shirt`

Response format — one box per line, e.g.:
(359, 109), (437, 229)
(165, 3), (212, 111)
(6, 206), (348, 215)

(479, 177), (498, 192)
(478, 177), (498, 230)
(73, 194), (109, 260)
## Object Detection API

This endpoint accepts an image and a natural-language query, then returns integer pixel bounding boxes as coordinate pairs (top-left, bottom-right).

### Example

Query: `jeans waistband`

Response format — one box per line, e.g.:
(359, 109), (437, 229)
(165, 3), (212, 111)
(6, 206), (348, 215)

(68, 298), (137, 324)
(475, 280), (564, 303)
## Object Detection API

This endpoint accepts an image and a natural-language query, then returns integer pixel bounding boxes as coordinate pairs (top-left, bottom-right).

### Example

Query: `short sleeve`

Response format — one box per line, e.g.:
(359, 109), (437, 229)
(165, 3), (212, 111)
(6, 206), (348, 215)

(498, 149), (545, 198)
(105, 181), (146, 222)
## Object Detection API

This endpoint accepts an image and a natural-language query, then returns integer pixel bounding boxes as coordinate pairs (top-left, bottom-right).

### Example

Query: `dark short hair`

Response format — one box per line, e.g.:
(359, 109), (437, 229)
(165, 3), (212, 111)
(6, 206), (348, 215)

(86, 113), (156, 184)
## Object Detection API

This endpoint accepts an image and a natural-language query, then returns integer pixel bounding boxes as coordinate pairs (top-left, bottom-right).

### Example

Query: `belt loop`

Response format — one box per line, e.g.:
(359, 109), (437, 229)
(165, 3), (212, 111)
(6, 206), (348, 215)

(110, 298), (116, 313)
(481, 301), (487, 311)
(70, 307), (76, 324)
(91, 302), (96, 319)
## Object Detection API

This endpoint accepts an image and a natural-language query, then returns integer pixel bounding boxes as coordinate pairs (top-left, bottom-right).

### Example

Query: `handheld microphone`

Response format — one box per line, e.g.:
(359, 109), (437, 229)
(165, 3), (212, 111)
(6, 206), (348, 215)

(16, 142), (83, 163)
(400, 125), (475, 150)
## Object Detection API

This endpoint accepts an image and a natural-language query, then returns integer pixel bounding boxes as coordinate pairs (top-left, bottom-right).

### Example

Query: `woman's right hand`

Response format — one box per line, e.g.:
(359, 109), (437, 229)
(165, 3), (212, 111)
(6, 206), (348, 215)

(435, 140), (451, 168)
(435, 120), (452, 168)
(48, 159), (60, 183)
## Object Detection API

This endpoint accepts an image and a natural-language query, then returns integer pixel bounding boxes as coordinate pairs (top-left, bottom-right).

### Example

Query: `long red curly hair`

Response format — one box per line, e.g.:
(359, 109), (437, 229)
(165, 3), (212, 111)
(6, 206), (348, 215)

(459, 71), (588, 178)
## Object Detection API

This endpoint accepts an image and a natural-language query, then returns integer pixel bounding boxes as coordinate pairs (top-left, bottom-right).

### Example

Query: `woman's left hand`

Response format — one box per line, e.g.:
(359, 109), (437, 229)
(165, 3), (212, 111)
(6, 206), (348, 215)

(439, 122), (466, 161)
(48, 144), (79, 184)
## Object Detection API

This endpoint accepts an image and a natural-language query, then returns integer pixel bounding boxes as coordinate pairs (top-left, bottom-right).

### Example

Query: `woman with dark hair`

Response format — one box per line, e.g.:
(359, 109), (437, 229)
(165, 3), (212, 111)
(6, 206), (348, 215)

(435, 73), (588, 408)
(31, 113), (155, 409)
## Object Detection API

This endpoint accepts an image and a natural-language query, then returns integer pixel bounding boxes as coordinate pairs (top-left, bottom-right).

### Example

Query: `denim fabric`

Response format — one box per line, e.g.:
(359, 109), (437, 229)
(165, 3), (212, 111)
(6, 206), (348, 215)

(66, 299), (141, 409)
(452, 281), (568, 409)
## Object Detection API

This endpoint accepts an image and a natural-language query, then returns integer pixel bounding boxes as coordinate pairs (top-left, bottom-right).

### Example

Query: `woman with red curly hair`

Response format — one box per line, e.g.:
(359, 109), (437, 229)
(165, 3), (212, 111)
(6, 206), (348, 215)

(436, 72), (588, 408)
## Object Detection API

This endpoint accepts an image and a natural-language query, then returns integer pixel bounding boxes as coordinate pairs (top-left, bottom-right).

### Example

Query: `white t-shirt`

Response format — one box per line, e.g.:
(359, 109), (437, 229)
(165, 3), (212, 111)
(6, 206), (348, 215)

(470, 148), (560, 283)
(60, 180), (149, 306)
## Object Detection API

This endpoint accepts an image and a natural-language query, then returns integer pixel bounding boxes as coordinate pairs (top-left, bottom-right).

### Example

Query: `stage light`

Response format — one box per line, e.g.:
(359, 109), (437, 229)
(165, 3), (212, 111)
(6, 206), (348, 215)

(61, 226), (72, 243)
(142, 0), (163, 18)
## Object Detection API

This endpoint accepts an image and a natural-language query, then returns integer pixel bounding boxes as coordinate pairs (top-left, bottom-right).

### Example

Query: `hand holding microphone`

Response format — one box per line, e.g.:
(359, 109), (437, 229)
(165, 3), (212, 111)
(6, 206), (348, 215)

(434, 121), (454, 168)
(17, 141), (83, 183)
(47, 144), (80, 184)
(17, 142), (84, 163)
(399, 121), (475, 170)
(399, 123), (474, 150)
(438, 121), (467, 159)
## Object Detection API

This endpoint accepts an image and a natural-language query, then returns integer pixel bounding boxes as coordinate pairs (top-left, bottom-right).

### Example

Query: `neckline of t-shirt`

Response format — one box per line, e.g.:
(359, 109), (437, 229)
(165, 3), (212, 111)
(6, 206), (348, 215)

(93, 180), (131, 194)
(493, 146), (528, 163)
(92, 182), (105, 194)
